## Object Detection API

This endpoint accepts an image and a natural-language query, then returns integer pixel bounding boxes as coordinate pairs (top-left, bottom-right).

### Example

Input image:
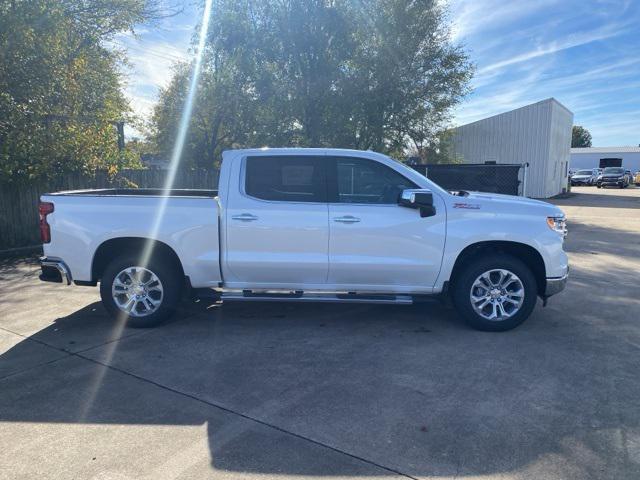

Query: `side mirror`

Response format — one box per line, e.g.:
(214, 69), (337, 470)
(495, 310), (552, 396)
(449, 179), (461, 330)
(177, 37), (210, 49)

(399, 189), (436, 217)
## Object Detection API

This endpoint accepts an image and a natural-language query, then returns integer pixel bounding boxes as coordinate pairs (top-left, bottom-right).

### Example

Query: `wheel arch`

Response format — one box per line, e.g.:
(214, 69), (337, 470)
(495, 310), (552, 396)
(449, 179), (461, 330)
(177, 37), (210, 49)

(449, 241), (547, 296)
(91, 237), (185, 283)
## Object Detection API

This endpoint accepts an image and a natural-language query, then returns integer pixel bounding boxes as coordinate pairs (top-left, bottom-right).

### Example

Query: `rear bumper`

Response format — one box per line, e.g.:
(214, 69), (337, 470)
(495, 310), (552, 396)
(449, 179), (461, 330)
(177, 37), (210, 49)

(39, 257), (72, 285)
(544, 271), (568, 297)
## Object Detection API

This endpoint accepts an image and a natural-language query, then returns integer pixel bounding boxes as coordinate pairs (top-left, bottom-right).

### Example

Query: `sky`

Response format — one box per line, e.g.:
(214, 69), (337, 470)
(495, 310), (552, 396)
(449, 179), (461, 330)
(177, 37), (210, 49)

(114, 0), (640, 146)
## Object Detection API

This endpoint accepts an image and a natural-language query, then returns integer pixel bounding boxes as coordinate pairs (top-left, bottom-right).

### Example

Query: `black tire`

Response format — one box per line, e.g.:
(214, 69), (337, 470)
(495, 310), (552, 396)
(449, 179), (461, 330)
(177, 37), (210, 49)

(451, 254), (538, 332)
(596, 184), (601, 189)
(100, 254), (182, 328)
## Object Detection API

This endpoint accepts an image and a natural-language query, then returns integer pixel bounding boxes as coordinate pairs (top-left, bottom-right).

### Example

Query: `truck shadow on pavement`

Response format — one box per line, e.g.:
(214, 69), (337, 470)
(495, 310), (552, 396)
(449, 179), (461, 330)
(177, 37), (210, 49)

(1, 259), (640, 478)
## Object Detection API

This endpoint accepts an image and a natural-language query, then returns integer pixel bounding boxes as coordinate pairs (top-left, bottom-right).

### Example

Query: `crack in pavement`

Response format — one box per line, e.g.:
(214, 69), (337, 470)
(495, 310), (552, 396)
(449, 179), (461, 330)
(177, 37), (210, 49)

(73, 349), (419, 480)
(1, 308), (418, 477)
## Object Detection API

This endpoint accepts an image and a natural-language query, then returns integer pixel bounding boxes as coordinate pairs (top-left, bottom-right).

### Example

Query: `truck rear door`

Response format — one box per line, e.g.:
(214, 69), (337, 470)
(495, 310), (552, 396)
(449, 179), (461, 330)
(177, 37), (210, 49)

(223, 154), (329, 287)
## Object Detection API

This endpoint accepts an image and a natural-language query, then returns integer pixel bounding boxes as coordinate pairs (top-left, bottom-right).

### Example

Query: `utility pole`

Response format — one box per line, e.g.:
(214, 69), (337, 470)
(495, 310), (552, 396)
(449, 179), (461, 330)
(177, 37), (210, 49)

(116, 121), (125, 151)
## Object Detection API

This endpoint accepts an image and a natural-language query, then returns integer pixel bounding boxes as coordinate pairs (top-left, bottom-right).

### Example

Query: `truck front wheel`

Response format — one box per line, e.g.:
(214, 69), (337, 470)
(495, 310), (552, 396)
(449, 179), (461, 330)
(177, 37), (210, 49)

(99, 255), (181, 328)
(451, 254), (537, 332)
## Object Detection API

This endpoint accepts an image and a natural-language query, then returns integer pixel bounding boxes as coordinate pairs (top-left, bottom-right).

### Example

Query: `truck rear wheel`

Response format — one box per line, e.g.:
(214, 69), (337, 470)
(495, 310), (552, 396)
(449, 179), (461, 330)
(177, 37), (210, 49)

(451, 254), (537, 332)
(99, 254), (181, 328)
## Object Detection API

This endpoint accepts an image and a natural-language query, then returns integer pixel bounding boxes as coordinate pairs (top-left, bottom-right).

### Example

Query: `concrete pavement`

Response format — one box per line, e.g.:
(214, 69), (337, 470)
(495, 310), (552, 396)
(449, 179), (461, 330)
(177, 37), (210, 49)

(1, 186), (639, 479)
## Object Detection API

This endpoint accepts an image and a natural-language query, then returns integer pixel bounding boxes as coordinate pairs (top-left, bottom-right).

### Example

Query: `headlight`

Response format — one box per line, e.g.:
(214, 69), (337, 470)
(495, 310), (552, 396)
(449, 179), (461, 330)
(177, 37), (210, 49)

(547, 216), (567, 237)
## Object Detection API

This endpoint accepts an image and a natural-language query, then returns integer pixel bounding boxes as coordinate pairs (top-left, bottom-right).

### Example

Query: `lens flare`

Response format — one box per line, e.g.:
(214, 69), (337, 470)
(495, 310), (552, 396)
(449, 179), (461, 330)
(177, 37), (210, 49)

(79, 0), (214, 421)
(138, 0), (214, 270)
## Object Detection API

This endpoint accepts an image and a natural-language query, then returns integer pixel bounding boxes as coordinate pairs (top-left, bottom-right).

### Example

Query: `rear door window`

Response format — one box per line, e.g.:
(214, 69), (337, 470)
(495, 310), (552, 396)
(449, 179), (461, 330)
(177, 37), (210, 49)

(245, 156), (327, 202)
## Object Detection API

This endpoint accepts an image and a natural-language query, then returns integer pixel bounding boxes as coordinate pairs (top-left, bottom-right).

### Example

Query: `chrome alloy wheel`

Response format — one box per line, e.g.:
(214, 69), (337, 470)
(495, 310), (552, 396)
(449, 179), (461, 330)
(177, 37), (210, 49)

(111, 266), (163, 317)
(469, 269), (525, 321)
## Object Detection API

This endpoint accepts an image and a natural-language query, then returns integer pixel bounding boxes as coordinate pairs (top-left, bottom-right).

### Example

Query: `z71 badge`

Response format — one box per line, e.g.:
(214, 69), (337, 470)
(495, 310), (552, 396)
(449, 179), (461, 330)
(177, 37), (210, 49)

(453, 202), (481, 209)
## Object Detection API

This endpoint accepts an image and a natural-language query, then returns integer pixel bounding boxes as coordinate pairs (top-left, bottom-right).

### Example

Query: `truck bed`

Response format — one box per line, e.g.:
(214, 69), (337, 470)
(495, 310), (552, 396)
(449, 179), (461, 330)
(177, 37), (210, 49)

(41, 190), (221, 287)
(45, 188), (218, 198)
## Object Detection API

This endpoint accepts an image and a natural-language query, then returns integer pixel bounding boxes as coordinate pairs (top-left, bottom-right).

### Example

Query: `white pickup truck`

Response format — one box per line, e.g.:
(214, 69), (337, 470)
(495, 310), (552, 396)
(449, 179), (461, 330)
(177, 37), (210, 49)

(39, 148), (568, 331)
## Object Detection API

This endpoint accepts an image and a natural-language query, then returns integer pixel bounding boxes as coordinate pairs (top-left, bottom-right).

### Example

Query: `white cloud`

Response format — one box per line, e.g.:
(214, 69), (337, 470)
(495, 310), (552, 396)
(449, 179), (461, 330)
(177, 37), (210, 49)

(109, 31), (193, 137)
(455, 65), (640, 129)
(450, 0), (639, 145)
(449, 0), (557, 42)
(583, 110), (640, 146)
(124, 44), (185, 87)
(478, 25), (625, 74)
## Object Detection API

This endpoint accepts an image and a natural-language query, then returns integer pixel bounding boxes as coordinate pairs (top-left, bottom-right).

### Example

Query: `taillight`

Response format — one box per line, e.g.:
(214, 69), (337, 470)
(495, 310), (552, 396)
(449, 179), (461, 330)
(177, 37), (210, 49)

(39, 201), (54, 243)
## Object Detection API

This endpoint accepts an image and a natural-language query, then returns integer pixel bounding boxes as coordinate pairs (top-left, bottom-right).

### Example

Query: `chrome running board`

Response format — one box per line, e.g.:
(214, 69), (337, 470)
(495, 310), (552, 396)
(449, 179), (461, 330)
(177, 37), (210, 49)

(221, 291), (413, 305)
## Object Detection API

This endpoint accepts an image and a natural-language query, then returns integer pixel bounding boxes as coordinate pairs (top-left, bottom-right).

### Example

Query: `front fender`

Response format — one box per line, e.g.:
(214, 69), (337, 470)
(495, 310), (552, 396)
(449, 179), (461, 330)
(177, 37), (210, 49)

(435, 210), (568, 291)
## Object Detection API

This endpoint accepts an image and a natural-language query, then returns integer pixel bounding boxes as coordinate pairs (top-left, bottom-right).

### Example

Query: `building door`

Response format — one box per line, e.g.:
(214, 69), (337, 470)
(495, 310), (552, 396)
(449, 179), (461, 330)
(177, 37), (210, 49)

(600, 158), (622, 168)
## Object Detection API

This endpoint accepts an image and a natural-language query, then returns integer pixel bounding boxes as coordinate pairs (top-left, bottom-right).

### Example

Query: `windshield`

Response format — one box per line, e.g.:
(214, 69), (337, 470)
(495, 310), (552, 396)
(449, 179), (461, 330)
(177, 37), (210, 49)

(603, 167), (624, 174)
(576, 170), (593, 175)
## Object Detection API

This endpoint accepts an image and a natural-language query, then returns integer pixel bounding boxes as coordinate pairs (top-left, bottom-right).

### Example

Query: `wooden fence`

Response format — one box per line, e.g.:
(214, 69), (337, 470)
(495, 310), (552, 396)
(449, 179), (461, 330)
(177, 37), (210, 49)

(0, 168), (219, 252)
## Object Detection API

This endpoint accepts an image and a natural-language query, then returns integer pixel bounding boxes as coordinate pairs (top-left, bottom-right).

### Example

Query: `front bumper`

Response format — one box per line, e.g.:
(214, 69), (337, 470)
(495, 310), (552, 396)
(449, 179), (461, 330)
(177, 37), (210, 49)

(544, 271), (568, 297)
(599, 178), (624, 186)
(39, 257), (73, 285)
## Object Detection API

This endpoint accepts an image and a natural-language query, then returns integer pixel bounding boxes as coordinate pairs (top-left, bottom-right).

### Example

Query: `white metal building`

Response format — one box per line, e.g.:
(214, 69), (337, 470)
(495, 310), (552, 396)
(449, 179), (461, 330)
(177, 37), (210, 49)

(570, 147), (640, 173)
(450, 98), (573, 198)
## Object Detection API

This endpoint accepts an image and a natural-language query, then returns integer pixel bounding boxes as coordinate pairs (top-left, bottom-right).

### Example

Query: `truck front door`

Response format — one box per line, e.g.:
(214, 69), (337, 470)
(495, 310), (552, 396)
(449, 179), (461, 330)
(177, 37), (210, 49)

(327, 156), (446, 293)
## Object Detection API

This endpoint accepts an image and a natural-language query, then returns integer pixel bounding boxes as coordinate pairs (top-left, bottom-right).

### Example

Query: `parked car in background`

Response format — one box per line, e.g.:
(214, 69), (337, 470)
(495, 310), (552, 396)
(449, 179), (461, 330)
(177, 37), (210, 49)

(593, 168), (603, 185)
(624, 170), (633, 185)
(597, 167), (629, 188)
(570, 169), (598, 186)
(37, 148), (569, 332)
(634, 171), (640, 186)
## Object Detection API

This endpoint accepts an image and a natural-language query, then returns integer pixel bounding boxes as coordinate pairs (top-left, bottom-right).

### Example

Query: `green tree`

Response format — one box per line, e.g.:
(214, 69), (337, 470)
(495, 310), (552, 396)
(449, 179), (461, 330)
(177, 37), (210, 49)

(416, 129), (464, 164)
(572, 125), (592, 148)
(151, 0), (473, 168)
(0, 0), (175, 181)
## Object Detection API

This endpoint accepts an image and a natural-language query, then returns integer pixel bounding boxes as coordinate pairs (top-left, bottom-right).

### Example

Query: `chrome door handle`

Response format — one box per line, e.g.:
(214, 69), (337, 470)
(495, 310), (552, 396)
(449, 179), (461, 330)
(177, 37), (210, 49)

(231, 213), (259, 222)
(333, 215), (361, 224)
